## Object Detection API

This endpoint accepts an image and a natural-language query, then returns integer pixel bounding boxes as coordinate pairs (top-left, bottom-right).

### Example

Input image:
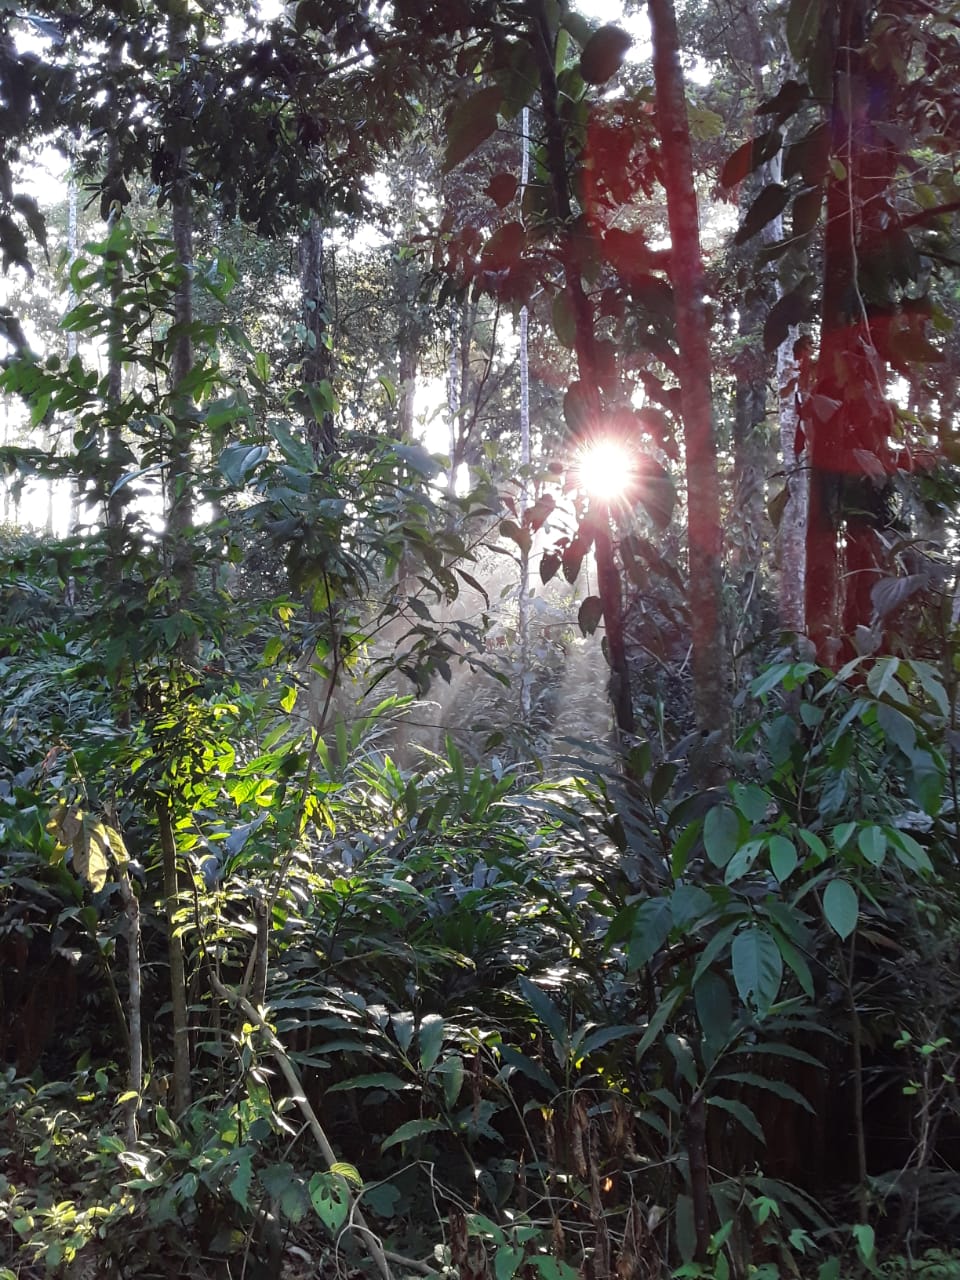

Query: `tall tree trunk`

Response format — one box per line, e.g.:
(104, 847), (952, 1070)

(649, 0), (731, 764)
(518, 107), (532, 728)
(529, 0), (634, 740)
(66, 164), (82, 535)
(299, 214), (336, 459)
(777, 328), (807, 633)
(804, 0), (895, 662)
(163, 11), (196, 1115)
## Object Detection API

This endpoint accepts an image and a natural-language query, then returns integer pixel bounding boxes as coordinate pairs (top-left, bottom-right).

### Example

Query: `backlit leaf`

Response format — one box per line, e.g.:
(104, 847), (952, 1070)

(579, 24), (632, 85)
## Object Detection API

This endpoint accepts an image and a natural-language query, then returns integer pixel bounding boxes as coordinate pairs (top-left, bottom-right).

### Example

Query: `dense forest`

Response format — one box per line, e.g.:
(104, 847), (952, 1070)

(2, 0), (960, 1276)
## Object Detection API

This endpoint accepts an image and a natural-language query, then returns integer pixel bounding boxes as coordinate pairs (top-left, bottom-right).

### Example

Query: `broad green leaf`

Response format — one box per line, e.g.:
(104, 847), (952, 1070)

(418, 1014), (446, 1073)
(725, 838), (764, 883)
(552, 292), (577, 349)
(381, 1118), (447, 1152)
(857, 826), (886, 867)
(228, 1151), (253, 1209)
(768, 835), (798, 883)
(326, 1073), (412, 1094)
(391, 1011), (415, 1054)
(731, 927), (783, 1016)
(444, 86), (503, 172)
(529, 1256), (581, 1280)
(517, 975), (567, 1048)
(707, 1095), (765, 1143)
(438, 1055), (465, 1108)
(637, 983), (684, 1058)
(798, 829), (828, 862)
(308, 1171), (350, 1234)
(496, 1246), (525, 1280)
(768, 926), (815, 999)
(752, 660), (788, 701)
(579, 24), (632, 85)
(626, 896), (672, 970)
(577, 595), (603, 636)
(853, 1223), (876, 1266)
(822, 879), (858, 939)
(329, 1162), (362, 1187)
(579, 1024), (638, 1056)
(731, 782), (771, 823)
(694, 969), (733, 1062)
(715, 1072), (814, 1113)
(704, 804), (740, 867)
(734, 183), (790, 246)
(497, 1045), (556, 1094)
(888, 829), (933, 875)
(786, 0), (822, 60)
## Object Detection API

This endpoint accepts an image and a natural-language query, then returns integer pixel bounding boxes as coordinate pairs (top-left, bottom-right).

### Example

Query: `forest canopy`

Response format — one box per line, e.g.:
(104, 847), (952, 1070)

(2, 0), (960, 1277)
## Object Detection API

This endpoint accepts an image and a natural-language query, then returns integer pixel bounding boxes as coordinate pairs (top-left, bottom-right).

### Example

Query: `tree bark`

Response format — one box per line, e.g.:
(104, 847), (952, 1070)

(158, 802), (191, 1114)
(168, 13), (198, 666)
(529, 0), (634, 740)
(299, 214), (336, 458)
(518, 108), (532, 727)
(649, 0), (731, 762)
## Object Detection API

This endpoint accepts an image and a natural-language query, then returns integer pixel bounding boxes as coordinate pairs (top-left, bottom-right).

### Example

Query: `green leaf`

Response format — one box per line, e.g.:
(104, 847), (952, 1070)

(228, 1151), (253, 1209)
(626, 896), (673, 970)
(857, 826), (886, 867)
(438, 1055), (465, 1108)
(552, 292), (577, 349)
(219, 442), (269, 487)
(637, 983), (684, 1058)
(418, 1014), (445, 1073)
(704, 804), (740, 868)
(579, 24), (632, 85)
(487, 172), (519, 208)
(497, 1045), (557, 1094)
(714, 1072), (814, 1113)
(326, 1073), (412, 1094)
(732, 782), (771, 823)
(580, 1024), (638, 1056)
(734, 183), (791, 246)
(724, 838), (764, 884)
(853, 1223), (876, 1266)
(577, 595), (603, 636)
(731, 927), (783, 1016)
(381, 1118), (447, 1152)
(308, 1172), (350, 1234)
(768, 835), (798, 883)
(719, 128), (783, 189)
(496, 1246), (525, 1280)
(707, 1095), (765, 1143)
(695, 969), (734, 1058)
(752, 663), (792, 698)
(444, 86), (503, 172)
(329, 1162), (362, 1187)
(391, 1011), (415, 1053)
(823, 879), (858, 939)
(786, 0), (823, 60)
(518, 975), (567, 1048)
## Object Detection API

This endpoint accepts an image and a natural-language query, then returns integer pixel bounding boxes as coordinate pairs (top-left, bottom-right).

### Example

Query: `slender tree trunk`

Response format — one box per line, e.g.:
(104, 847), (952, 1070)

(66, 165), (82, 534)
(777, 325), (807, 633)
(299, 214), (336, 459)
(161, 13), (196, 1115)
(649, 0), (731, 762)
(158, 802), (191, 1114)
(167, 16), (198, 666)
(518, 107), (532, 728)
(529, 0), (634, 740)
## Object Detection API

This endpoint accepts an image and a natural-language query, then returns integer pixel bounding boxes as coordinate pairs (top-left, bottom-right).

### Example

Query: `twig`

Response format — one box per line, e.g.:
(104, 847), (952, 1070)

(208, 973), (395, 1280)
